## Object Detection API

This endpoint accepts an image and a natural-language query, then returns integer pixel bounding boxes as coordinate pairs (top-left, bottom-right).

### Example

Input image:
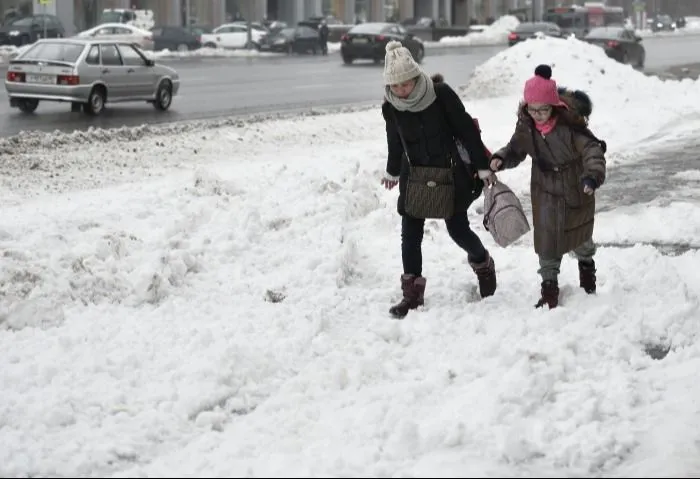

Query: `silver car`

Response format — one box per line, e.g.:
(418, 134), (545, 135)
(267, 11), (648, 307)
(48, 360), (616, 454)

(4, 38), (180, 115)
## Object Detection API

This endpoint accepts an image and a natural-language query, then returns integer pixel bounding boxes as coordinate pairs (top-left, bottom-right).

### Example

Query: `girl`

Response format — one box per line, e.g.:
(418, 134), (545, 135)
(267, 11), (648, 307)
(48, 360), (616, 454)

(490, 64), (606, 309)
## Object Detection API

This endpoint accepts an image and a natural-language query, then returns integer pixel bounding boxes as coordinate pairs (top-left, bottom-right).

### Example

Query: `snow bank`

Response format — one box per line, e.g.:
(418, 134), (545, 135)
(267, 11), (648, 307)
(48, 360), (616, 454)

(1, 33), (700, 478)
(461, 35), (700, 154)
(149, 47), (285, 60)
(438, 15), (520, 46)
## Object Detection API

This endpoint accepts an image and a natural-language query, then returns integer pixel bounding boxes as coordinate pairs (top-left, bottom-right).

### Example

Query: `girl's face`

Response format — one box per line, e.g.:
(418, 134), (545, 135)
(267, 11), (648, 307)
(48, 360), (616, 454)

(527, 103), (553, 124)
(390, 79), (416, 99)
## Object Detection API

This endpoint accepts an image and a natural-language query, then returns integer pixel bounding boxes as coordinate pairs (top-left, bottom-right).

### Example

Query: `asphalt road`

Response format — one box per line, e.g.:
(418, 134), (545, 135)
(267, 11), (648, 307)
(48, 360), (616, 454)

(0, 34), (699, 137)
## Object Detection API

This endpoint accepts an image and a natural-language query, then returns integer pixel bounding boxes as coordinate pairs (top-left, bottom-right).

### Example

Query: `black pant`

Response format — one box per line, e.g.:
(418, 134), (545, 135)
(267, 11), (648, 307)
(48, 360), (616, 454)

(401, 213), (487, 276)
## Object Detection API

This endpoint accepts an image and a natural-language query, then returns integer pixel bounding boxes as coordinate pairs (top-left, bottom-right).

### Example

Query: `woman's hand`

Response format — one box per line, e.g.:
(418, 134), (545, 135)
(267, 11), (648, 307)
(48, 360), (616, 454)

(490, 158), (503, 171)
(381, 174), (399, 190)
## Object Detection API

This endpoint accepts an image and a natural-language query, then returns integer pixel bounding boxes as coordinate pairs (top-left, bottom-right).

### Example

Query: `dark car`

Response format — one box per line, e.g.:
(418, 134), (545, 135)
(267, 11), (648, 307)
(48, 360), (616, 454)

(151, 25), (201, 52)
(583, 26), (645, 68)
(0, 14), (65, 46)
(508, 22), (561, 46)
(649, 14), (675, 32)
(258, 26), (320, 54)
(340, 22), (424, 65)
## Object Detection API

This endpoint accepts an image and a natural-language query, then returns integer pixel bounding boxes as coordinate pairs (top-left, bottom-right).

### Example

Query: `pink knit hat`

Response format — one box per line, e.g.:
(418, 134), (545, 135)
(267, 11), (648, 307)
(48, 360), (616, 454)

(523, 65), (565, 106)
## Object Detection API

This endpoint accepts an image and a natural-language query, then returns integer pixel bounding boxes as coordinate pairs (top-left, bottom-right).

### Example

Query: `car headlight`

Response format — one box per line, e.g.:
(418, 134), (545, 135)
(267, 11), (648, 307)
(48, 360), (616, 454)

(9, 30), (19, 36)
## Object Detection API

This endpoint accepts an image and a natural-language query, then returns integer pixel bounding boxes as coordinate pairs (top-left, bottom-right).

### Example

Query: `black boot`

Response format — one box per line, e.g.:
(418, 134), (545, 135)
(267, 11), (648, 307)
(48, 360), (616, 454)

(535, 280), (559, 309)
(469, 250), (497, 298)
(389, 274), (426, 319)
(578, 260), (597, 294)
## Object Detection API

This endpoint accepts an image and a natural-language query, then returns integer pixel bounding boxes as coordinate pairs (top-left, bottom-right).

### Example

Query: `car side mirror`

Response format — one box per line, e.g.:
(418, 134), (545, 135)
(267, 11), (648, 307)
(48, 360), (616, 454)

(145, 58), (155, 66)
(635, 35), (642, 42)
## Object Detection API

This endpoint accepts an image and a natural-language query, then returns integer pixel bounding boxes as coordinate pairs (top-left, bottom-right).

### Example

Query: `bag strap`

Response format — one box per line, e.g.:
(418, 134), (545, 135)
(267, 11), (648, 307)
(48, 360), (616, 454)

(390, 108), (412, 166)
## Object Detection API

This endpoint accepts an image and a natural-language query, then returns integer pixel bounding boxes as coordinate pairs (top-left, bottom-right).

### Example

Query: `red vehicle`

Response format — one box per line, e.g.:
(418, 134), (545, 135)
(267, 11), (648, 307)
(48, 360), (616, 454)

(542, 2), (624, 38)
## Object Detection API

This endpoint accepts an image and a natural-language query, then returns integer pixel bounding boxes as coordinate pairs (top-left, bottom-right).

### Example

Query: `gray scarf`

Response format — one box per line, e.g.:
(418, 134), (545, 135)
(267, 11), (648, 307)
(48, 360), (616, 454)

(385, 72), (437, 113)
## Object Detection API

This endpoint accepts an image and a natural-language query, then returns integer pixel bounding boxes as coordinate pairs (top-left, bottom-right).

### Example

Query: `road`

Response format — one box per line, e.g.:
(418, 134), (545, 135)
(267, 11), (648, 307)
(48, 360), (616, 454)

(1, 34), (699, 137)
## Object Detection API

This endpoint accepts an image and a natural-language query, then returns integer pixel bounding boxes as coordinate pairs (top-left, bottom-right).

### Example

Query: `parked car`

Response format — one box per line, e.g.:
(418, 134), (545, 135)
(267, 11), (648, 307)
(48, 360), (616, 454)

(200, 23), (265, 49)
(150, 25), (201, 52)
(258, 26), (320, 54)
(508, 22), (561, 46)
(76, 23), (154, 51)
(4, 38), (179, 115)
(583, 26), (645, 68)
(340, 22), (424, 65)
(0, 14), (65, 47)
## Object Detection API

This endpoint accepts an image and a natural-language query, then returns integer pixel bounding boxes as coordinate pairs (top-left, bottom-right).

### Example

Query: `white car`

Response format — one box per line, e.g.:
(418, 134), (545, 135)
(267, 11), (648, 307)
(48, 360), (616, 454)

(76, 23), (154, 51)
(200, 23), (266, 49)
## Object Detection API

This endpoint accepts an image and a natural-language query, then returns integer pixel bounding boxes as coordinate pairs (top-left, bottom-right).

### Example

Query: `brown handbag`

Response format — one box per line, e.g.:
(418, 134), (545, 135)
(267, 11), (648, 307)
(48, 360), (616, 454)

(392, 110), (455, 219)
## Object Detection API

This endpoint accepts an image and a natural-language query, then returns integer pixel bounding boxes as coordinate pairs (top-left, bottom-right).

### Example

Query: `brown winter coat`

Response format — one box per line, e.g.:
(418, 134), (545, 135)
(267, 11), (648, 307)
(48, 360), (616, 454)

(492, 94), (606, 259)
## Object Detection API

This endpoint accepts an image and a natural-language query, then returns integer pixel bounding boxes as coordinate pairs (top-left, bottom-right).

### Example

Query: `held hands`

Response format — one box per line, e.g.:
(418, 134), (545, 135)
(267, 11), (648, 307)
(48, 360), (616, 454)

(381, 173), (399, 190)
(490, 158), (503, 172)
(478, 169), (497, 187)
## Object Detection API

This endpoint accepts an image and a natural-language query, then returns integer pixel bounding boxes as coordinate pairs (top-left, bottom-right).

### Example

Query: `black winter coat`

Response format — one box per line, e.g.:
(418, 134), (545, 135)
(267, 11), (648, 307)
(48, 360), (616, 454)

(382, 78), (489, 216)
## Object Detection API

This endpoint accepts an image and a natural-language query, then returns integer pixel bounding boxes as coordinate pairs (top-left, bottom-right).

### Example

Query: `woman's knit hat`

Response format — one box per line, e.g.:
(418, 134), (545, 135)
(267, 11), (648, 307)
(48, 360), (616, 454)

(523, 64), (565, 106)
(383, 40), (422, 85)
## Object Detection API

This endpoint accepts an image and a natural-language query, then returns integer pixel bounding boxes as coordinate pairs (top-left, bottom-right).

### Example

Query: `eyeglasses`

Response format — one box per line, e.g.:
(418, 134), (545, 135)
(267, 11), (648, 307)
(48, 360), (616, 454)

(527, 105), (553, 115)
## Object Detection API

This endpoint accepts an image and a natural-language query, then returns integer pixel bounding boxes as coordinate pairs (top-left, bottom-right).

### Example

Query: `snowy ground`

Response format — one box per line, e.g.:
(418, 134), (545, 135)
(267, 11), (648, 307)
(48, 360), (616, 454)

(1, 37), (700, 477)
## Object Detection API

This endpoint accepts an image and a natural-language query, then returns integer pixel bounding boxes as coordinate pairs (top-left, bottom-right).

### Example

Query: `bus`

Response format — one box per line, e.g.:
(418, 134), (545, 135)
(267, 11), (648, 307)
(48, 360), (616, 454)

(542, 3), (625, 38)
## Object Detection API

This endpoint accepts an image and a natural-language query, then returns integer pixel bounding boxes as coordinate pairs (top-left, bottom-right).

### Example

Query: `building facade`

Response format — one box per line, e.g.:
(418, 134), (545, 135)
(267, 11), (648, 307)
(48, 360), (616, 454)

(6, 0), (699, 35)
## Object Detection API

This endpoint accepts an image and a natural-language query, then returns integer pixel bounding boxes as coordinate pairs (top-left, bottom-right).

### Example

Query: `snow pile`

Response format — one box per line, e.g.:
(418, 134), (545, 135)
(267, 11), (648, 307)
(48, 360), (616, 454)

(1, 108), (700, 477)
(438, 15), (520, 46)
(1, 33), (700, 477)
(150, 47), (284, 60)
(460, 35), (700, 154)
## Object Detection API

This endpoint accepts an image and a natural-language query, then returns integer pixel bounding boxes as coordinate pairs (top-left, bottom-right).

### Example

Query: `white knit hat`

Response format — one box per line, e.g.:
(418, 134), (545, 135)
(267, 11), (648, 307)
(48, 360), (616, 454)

(383, 40), (421, 85)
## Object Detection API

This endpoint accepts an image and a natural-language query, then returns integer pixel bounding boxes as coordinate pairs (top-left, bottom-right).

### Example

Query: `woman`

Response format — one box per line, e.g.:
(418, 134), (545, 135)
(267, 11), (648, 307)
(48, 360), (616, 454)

(490, 64), (607, 309)
(380, 40), (497, 319)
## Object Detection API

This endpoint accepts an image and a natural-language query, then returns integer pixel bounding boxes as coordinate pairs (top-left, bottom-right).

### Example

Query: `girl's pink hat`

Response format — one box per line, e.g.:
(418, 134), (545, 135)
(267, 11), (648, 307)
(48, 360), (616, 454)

(523, 64), (566, 107)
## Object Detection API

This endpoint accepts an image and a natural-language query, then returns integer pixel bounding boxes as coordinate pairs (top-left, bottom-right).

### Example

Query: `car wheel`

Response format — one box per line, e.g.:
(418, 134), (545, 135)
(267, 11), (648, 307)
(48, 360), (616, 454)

(287, 44), (294, 55)
(176, 43), (189, 52)
(621, 52), (629, 64)
(414, 46), (425, 64)
(153, 81), (173, 111)
(17, 99), (39, 113)
(204, 42), (217, 49)
(342, 55), (353, 65)
(84, 86), (106, 116)
(637, 52), (645, 69)
(245, 41), (260, 50)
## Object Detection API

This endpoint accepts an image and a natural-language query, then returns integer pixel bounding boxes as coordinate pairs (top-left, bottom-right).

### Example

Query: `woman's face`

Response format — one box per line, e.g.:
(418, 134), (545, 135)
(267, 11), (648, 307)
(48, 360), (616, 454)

(527, 103), (553, 124)
(389, 79), (416, 99)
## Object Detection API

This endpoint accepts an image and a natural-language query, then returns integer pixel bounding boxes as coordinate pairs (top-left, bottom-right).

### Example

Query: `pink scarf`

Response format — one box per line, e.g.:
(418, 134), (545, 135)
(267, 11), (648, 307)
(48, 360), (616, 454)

(534, 116), (557, 135)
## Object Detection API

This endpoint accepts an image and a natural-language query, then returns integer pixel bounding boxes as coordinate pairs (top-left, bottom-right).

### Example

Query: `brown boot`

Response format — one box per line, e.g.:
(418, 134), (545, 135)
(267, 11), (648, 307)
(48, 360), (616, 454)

(389, 274), (426, 319)
(578, 260), (596, 294)
(535, 280), (559, 309)
(469, 251), (497, 298)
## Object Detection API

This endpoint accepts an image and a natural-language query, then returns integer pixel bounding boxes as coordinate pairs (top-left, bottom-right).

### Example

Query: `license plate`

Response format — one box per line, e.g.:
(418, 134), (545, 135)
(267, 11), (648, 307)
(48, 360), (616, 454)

(353, 38), (368, 43)
(26, 74), (55, 85)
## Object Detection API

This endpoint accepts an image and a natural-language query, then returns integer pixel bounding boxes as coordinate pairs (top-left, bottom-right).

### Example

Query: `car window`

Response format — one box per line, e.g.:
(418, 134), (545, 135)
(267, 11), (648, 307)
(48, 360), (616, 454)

(117, 44), (147, 66)
(95, 27), (114, 35)
(113, 27), (132, 35)
(85, 45), (100, 65)
(21, 42), (85, 62)
(100, 44), (123, 66)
